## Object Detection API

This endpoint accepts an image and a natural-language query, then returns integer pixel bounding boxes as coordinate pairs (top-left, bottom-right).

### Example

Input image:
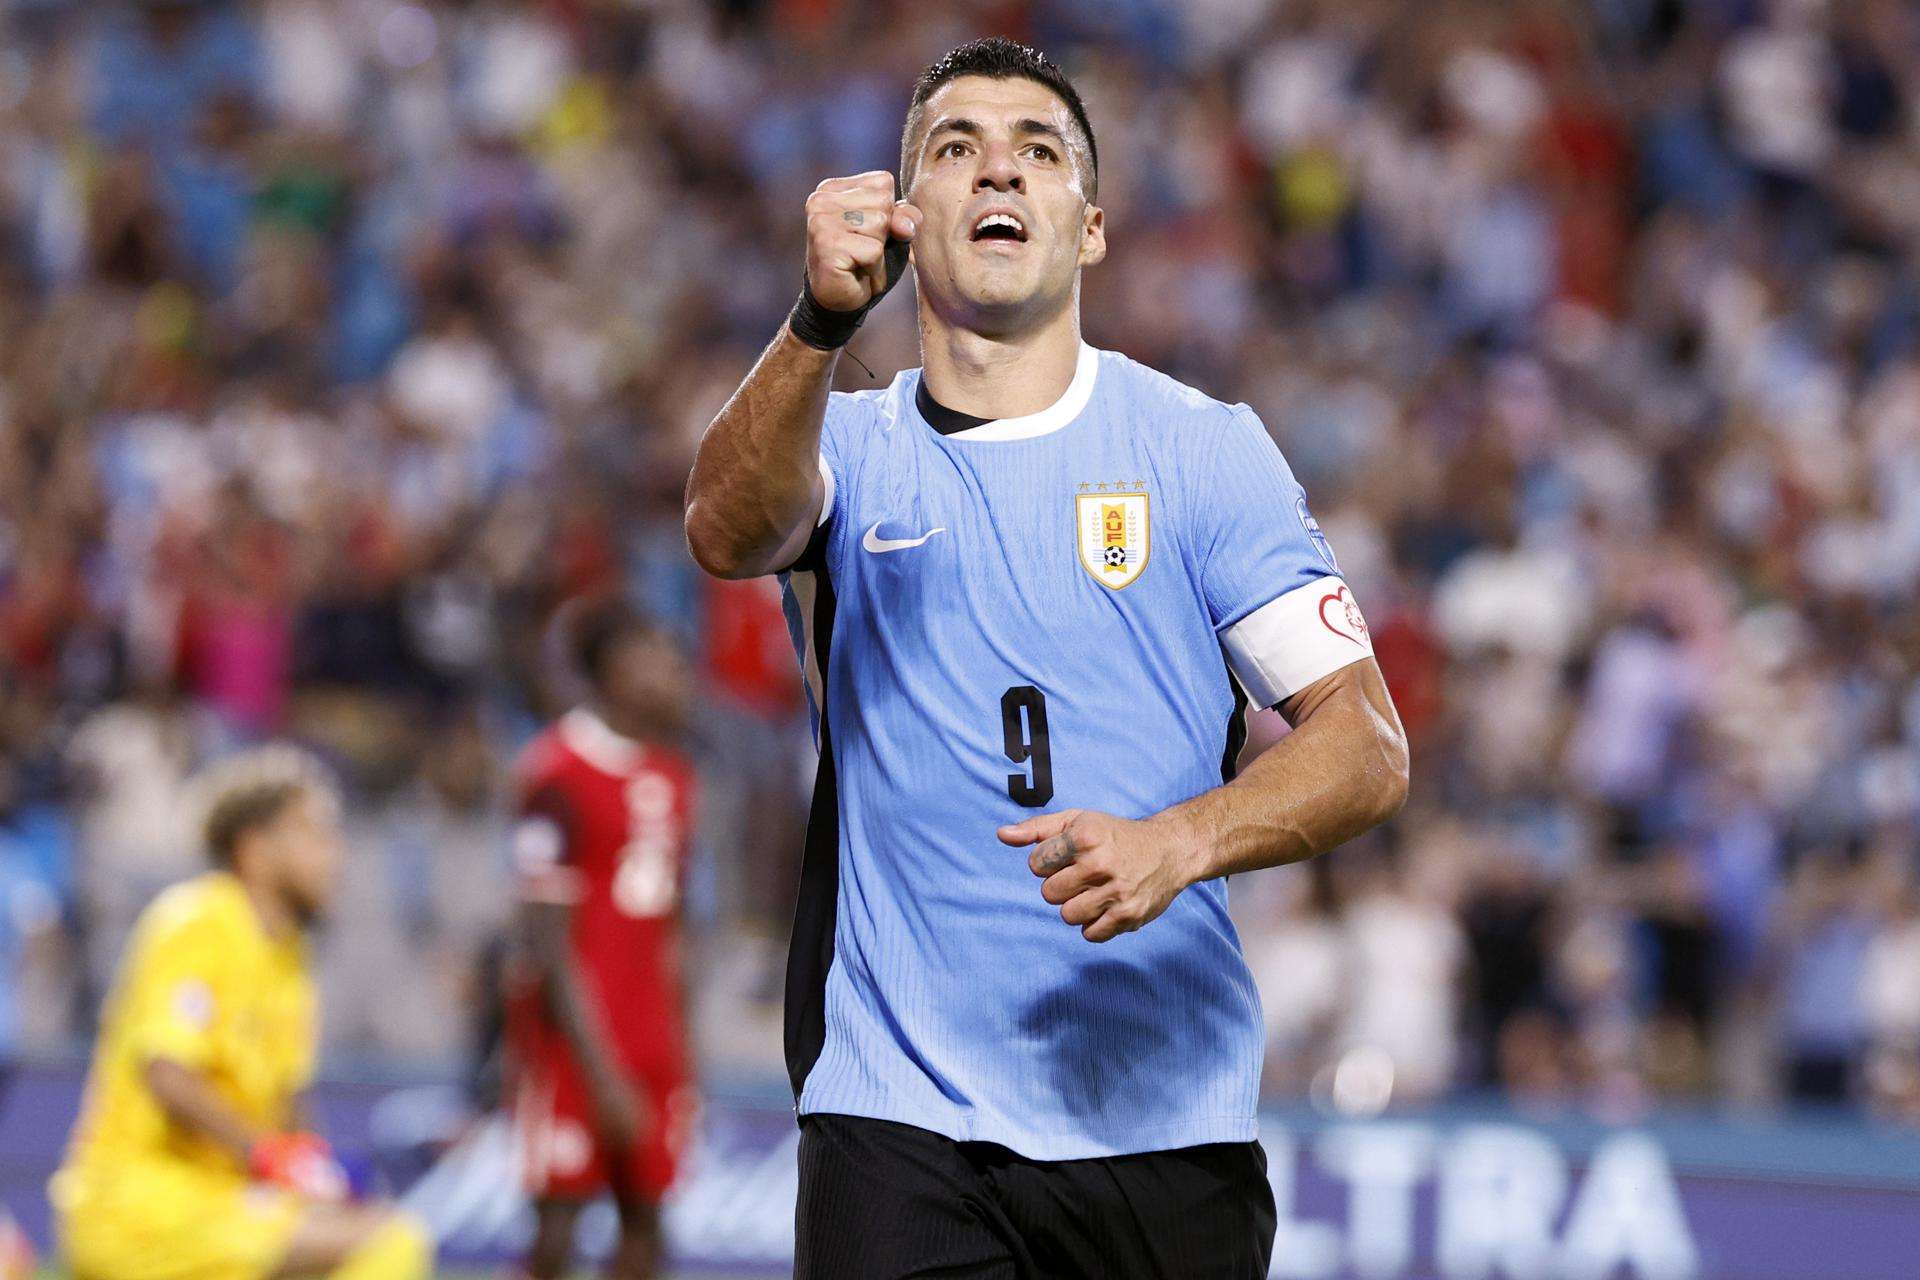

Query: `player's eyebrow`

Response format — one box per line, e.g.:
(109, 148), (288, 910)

(924, 116), (983, 149)
(925, 117), (1072, 153)
(1011, 118), (1070, 151)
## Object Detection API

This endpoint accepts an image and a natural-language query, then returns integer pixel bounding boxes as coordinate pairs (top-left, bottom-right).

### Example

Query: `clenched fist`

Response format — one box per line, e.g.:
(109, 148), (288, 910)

(804, 171), (921, 313)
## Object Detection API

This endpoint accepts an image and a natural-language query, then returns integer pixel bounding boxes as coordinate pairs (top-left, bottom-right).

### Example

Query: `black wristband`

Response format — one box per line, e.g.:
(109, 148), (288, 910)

(788, 278), (869, 350)
(788, 236), (912, 351)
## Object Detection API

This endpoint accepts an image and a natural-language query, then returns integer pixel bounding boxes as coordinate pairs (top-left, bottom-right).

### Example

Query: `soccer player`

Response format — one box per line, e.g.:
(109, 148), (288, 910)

(507, 600), (698, 1280)
(684, 37), (1411, 1279)
(49, 747), (433, 1280)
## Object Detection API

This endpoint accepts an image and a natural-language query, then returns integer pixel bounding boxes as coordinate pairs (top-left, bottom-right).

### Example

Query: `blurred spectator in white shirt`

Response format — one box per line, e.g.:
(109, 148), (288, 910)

(64, 680), (199, 998)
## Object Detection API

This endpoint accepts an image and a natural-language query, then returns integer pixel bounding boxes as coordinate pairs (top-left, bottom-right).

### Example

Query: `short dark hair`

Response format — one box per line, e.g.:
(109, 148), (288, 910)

(901, 38), (1098, 199)
(570, 596), (661, 691)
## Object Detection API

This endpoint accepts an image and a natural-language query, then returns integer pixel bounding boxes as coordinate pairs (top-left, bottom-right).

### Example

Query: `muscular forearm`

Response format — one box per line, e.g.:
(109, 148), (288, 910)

(683, 325), (837, 579)
(1161, 662), (1409, 881)
(1005, 661), (1407, 945)
(143, 1057), (263, 1162)
(687, 171), (920, 579)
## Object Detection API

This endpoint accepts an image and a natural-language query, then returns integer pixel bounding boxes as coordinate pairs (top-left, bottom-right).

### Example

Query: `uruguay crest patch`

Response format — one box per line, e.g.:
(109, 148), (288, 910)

(1076, 489), (1150, 589)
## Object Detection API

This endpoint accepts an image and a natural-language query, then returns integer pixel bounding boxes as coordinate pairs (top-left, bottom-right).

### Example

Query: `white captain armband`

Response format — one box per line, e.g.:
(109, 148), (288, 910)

(1220, 577), (1374, 709)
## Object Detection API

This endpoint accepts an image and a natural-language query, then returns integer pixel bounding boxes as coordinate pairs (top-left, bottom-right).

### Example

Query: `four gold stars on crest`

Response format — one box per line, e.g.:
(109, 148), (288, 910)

(1076, 480), (1150, 492)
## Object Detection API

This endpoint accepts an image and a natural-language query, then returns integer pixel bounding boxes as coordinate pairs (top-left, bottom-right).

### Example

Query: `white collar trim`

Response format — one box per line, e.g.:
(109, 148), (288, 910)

(935, 343), (1100, 442)
(560, 707), (643, 775)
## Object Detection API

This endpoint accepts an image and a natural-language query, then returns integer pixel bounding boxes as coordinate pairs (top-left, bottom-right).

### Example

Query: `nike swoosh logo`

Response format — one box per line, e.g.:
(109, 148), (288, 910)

(862, 522), (947, 553)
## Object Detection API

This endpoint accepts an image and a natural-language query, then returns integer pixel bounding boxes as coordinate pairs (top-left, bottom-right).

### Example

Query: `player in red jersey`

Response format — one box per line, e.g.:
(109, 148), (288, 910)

(507, 600), (698, 1280)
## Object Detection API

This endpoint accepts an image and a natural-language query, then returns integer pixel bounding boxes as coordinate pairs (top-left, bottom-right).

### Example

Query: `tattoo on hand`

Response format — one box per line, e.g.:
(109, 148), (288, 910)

(842, 210), (866, 226)
(1036, 830), (1079, 874)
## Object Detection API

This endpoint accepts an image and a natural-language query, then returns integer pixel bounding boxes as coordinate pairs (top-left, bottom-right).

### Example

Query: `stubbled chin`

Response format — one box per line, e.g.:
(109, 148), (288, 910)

(955, 280), (1045, 314)
(957, 258), (1033, 284)
(958, 250), (1039, 283)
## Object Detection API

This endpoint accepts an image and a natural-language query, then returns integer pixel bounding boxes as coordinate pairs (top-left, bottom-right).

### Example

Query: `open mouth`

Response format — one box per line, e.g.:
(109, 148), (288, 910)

(970, 212), (1029, 243)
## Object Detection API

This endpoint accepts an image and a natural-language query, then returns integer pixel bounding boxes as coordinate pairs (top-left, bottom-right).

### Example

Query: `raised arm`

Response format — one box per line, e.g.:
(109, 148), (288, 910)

(684, 171), (920, 579)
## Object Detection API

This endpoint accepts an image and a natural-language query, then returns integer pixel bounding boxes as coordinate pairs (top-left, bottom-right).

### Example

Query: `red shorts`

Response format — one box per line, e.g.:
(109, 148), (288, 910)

(507, 995), (695, 1202)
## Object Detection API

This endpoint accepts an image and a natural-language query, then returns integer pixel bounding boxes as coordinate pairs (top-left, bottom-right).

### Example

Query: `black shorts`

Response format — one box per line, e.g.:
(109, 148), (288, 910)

(795, 1113), (1277, 1279)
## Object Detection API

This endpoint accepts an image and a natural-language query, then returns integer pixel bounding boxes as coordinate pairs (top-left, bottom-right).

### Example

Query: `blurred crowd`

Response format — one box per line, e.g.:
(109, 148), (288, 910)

(0, 0), (1917, 1127)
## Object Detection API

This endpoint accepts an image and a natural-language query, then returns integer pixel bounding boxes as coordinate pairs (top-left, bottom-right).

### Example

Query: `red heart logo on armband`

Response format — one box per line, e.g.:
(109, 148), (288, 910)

(1318, 586), (1368, 646)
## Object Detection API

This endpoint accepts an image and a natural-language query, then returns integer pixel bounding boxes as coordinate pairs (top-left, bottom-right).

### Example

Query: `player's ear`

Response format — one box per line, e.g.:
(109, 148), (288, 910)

(1078, 202), (1106, 268)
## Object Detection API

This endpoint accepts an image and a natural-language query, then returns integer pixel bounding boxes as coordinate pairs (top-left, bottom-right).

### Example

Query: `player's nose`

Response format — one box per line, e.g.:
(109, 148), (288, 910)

(974, 146), (1025, 194)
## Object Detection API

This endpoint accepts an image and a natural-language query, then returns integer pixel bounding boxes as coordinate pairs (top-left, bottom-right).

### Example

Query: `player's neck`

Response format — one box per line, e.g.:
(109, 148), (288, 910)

(233, 870), (298, 941)
(918, 306), (1082, 422)
(588, 702), (655, 748)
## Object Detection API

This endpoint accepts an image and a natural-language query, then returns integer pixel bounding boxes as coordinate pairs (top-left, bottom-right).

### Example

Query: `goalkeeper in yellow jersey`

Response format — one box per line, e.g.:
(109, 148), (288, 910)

(50, 747), (434, 1280)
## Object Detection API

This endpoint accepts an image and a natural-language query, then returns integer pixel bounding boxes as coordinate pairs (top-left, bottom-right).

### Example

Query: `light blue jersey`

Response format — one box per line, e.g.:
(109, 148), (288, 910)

(779, 343), (1374, 1159)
